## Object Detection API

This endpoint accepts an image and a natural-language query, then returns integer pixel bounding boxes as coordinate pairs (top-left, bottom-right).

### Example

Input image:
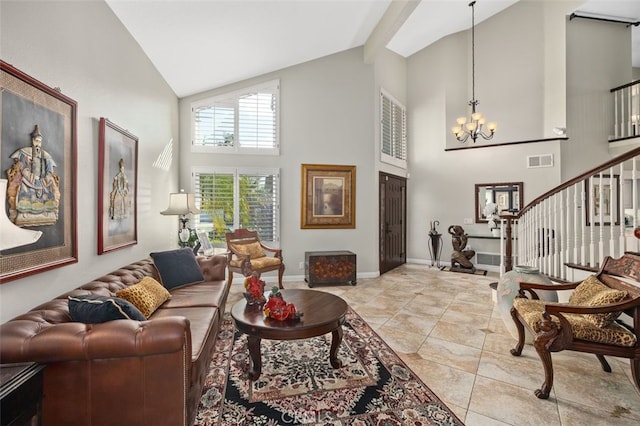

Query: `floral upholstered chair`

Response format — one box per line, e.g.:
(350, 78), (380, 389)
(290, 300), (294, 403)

(225, 228), (284, 289)
(509, 253), (640, 400)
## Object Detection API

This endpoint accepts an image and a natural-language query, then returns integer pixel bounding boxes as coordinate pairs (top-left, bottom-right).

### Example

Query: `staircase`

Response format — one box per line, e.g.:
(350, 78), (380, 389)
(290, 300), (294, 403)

(497, 79), (640, 281)
(501, 146), (640, 282)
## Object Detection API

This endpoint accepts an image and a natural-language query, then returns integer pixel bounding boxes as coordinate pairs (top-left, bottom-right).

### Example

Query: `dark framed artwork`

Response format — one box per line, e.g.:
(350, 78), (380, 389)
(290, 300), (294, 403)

(98, 118), (138, 254)
(0, 60), (78, 283)
(585, 174), (620, 226)
(301, 164), (356, 229)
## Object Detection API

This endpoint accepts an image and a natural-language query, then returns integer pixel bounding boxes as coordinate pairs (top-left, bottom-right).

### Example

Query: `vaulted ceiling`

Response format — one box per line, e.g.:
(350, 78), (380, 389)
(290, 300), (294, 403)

(106, 0), (640, 98)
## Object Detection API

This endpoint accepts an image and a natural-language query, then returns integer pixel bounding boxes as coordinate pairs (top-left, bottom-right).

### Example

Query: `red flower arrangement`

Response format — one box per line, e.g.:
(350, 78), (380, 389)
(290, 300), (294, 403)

(243, 272), (266, 305)
(263, 286), (302, 321)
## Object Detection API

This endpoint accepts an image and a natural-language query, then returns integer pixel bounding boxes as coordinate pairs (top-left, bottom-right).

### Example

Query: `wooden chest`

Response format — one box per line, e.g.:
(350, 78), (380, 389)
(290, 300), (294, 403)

(305, 251), (357, 288)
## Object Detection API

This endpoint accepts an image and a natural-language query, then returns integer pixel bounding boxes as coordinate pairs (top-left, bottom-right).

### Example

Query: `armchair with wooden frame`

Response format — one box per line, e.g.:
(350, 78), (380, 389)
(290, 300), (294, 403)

(225, 228), (284, 289)
(510, 253), (640, 399)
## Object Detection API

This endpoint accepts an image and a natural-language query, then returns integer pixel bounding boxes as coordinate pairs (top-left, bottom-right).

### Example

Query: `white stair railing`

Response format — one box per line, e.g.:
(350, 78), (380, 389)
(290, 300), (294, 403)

(612, 80), (640, 141)
(502, 147), (640, 280)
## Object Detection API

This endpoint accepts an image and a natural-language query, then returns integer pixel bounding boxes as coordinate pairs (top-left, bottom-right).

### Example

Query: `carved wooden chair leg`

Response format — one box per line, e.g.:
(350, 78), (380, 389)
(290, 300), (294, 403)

(277, 265), (284, 289)
(595, 354), (612, 373)
(509, 307), (525, 356)
(533, 338), (554, 399)
(630, 359), (640, 393)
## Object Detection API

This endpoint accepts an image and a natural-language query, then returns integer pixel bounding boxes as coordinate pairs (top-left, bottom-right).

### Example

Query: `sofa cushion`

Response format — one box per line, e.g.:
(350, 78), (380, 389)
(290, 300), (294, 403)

(569, 275), (628, 327)
(229, 256), (281, 269)
(116, 276), (171, 318)
(68, 295), (146, 323)
(151, 248), (205, 290)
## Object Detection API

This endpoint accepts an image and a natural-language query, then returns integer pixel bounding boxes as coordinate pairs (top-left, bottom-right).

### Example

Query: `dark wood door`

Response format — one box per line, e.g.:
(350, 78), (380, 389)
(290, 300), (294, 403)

(379, 172), (406, 274)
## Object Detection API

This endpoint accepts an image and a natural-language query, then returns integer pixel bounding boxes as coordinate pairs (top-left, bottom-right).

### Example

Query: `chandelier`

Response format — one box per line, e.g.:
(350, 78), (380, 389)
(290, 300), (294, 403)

(451, 1), (497, 143)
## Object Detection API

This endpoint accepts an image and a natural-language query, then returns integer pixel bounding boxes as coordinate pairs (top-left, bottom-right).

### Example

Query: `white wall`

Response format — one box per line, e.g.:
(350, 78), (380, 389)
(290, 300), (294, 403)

(2, 1), (634, 322)
(564, 16), (633, 179)
(179, 48), (379, 281)
(406, 0), (565, 265)
(0, 1), (179, 323)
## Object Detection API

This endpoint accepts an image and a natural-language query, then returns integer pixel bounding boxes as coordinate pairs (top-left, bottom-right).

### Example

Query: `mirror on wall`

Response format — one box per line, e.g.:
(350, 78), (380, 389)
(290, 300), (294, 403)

(475, 182), (523, 223)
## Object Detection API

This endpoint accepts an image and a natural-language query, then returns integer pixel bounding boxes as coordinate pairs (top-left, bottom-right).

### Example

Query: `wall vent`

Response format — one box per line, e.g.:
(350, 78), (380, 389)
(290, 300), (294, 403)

(476, 252), (518, 267)
(476, 252), (501, 266)
(527, 154), (553, 168)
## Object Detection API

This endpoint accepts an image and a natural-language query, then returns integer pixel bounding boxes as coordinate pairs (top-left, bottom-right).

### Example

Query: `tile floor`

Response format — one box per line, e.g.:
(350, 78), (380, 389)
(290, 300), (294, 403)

(226, 263), (640, 425)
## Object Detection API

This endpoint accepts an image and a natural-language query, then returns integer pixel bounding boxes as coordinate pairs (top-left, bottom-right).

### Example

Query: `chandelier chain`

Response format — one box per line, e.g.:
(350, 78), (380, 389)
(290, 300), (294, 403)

(451, 0), (497, 143)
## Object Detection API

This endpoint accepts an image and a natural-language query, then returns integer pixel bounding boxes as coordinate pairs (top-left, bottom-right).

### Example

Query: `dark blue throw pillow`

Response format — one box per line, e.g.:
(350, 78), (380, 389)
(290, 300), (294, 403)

(150, 248), (205, 290)
(68, 295), (146, 323)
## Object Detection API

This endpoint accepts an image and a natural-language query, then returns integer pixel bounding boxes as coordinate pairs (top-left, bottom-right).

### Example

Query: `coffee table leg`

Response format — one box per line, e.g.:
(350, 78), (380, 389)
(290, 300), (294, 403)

(247, 335), (262, 380)
(330, 326), (343, 369)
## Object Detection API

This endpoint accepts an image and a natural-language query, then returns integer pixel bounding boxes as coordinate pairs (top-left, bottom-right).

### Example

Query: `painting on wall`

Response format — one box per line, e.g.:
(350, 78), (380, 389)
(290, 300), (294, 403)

(585, 174), (620, 226)
(98, 118), (138, 254)
(301, 164), (356, 229)
(0, 61), (78, 283)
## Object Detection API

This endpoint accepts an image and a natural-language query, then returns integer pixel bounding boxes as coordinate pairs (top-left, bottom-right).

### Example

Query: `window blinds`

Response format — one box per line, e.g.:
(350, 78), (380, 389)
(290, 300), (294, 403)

(192, 80), (279, 152)
(381, 91), (407, 168)
(192, 168), (280, 244)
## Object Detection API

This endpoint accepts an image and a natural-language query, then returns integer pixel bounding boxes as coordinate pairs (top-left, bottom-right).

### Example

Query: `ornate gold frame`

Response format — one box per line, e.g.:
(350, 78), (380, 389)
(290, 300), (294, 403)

(301, 164), (356, 229)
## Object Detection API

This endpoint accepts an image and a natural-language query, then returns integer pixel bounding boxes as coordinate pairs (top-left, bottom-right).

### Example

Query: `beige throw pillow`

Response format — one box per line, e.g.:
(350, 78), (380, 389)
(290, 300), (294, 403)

(231, 242), (266, 259)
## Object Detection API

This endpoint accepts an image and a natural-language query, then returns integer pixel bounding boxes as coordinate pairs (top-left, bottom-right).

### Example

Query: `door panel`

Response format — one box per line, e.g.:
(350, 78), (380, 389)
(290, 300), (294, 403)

(379, 172), (406, 274)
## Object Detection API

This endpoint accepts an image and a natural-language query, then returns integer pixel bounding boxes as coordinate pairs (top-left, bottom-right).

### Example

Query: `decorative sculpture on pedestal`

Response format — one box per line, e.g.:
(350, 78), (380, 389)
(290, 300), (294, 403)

(428, 220), (443, 267)
(448, 225), (476, 273)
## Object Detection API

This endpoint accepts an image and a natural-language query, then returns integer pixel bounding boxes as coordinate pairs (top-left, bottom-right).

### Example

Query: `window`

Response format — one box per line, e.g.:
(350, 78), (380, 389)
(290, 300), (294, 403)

(380, 90), (407, 168)
(191, 79), (279, 154)
(192, 167), (280, 245)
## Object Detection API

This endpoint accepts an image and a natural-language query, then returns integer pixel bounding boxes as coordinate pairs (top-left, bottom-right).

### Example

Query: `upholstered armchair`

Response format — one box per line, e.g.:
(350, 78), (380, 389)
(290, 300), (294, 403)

(510, 254), (640, 400)
(225, 228), (284, 289)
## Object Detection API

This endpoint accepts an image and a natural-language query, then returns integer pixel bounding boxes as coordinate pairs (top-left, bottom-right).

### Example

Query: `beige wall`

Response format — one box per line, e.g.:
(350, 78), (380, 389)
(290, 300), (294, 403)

(179, 48), (380, 279)
(1, 1), (635, 322)
(0, 1), (179, 322)
(564, 15), (633, 179)
(406, 0), (565, 264)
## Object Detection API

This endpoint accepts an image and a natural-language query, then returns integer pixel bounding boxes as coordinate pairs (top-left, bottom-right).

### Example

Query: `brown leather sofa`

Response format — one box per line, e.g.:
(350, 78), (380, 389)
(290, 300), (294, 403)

(0, 254), (230, 426)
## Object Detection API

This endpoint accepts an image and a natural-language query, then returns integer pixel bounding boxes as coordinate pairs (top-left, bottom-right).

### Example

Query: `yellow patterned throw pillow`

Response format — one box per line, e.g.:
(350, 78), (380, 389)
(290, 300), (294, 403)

(116, 276), (171, 318)
(231, 242), (266, 259)
(569, 274), (628, 327)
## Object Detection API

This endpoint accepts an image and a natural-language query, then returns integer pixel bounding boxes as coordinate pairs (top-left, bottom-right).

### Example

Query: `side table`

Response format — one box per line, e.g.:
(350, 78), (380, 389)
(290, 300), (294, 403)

(1, 363), (45, 426)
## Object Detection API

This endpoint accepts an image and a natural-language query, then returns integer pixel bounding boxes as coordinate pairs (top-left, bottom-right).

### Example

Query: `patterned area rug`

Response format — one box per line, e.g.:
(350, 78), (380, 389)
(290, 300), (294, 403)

(195, 308), (463, 425)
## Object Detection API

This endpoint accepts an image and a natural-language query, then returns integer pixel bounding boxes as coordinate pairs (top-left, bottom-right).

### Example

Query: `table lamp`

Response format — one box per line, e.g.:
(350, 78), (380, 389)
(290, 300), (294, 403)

(160, 189), (200, 247)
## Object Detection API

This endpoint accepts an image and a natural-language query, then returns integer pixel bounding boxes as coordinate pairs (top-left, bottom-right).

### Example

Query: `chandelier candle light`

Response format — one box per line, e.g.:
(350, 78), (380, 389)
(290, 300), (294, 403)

(451, 1), (497, 143)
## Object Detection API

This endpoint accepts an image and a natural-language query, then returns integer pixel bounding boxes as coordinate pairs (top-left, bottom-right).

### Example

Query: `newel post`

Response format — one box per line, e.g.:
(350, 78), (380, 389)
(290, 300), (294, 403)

(501, 214), (515, 272)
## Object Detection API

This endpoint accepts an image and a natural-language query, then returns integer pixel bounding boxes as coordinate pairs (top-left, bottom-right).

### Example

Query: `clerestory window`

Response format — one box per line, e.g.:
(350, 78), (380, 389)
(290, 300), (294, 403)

(380, 89), (407, 169)
(191, 80), (279, 155)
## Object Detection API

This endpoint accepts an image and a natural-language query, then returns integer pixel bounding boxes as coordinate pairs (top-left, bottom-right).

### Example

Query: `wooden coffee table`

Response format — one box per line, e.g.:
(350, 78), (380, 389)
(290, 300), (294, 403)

(230, 289), (348, 380)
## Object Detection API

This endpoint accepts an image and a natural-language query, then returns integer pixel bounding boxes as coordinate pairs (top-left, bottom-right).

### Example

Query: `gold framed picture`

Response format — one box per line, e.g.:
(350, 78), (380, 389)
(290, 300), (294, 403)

(301, 164), (356, 229)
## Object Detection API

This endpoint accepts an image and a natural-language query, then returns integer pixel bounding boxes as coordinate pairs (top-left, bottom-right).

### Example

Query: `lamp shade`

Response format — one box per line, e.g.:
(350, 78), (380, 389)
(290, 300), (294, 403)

(160, 191), (200, 216)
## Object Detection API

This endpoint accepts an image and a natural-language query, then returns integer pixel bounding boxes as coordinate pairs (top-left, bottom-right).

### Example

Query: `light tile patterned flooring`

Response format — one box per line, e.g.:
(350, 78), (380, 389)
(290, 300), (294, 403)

(226, 263), (640, 425)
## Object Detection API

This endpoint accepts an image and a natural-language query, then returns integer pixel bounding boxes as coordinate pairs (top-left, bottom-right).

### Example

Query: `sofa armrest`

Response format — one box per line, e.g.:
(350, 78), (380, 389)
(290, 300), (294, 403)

(197, 254), (227, 281)
(0, 316), (191, 364)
